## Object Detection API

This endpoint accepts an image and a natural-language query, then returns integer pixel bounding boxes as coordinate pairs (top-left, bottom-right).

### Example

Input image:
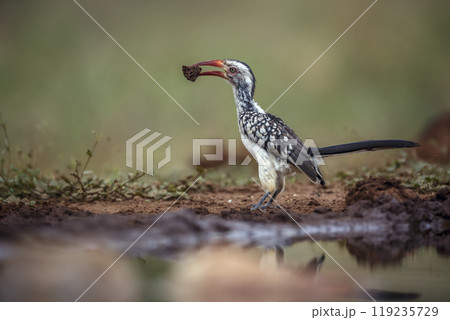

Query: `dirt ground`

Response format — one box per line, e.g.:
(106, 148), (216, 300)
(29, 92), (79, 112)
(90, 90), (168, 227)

(67, 183), (348, 216)
(0, 177), (446, 227)
(1, 176), (434, 221)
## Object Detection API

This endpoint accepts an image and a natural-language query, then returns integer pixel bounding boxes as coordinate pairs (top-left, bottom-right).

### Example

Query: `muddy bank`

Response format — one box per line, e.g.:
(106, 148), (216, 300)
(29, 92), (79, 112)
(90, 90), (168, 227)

(345, 177), (421, 204)
(0, 178), (448, 263)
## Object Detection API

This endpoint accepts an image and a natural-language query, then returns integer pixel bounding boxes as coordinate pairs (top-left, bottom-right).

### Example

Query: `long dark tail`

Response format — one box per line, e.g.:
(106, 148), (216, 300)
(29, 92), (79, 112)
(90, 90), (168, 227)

(317, 140), (420, 157)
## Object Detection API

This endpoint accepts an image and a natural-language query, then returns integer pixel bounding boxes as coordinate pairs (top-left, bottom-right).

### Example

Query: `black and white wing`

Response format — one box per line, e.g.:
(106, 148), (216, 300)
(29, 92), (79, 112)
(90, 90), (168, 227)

(239, 112), (325, 185)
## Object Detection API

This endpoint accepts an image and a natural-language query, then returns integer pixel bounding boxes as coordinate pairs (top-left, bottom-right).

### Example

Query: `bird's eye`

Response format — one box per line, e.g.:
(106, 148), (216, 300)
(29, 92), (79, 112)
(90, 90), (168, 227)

(229, 67), (238, 74)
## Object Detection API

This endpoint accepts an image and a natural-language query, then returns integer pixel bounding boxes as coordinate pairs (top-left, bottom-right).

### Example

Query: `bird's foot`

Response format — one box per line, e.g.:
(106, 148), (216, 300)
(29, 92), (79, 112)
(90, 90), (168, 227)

(250, 204), (263, 211)
(250, 203), (279, 212)
(260, 203), (281, 210)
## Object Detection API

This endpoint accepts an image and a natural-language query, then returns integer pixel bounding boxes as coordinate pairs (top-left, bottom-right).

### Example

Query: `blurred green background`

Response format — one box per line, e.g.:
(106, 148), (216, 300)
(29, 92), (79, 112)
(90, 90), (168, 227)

(1, 0), (449, 179)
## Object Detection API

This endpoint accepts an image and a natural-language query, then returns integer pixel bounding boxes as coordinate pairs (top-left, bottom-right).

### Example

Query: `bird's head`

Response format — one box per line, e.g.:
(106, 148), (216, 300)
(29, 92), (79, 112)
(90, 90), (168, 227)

(190, 59), (256, 99)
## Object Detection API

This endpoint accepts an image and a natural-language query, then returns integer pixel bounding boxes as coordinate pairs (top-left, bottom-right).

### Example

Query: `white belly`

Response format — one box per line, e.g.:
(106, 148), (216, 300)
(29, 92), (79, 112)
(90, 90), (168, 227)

(240, 133), (290, 193)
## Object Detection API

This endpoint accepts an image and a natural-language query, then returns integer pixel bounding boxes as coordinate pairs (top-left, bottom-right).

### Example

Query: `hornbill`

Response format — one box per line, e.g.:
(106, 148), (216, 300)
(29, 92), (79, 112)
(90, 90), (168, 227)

(183, 59), (419, 211)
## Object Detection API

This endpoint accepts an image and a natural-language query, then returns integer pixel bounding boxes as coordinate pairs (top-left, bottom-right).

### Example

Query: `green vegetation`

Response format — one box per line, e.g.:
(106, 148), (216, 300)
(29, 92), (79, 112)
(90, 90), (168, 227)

(334, 152), (449, 193)
(1, 110), (447, 204)
(0, 115), (205, 203)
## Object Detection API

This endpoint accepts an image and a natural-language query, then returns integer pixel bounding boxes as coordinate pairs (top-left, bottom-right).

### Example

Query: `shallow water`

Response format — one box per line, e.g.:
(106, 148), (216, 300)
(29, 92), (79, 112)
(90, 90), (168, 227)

(131, 240), (450, 302)
(0, 206), (448, 301)
(284, 241), (450, 301)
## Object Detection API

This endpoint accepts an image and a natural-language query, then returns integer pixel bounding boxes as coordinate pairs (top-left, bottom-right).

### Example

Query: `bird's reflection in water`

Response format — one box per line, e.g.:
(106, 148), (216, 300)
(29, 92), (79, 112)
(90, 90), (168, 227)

(259, 246), (325, 278)
(170, 245), (359, 301)
(169, 245), (420, 301)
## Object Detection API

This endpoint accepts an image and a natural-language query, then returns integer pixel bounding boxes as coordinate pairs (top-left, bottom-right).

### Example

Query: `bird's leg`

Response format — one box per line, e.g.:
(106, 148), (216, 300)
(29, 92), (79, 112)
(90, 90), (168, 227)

(275, 246), (285, 267)
(261, 176), (284, 209)
(260, 189), (281, 209)
(251, 191), (270, 211)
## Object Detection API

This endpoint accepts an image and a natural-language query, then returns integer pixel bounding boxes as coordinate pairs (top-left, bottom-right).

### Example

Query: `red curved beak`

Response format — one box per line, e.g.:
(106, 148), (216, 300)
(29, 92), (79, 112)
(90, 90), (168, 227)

(193, 60), (228, 80)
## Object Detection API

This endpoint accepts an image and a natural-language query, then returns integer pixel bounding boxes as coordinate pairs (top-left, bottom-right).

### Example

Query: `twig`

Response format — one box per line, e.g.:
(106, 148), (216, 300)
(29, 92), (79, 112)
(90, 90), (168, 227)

(0, 171), (11, 188)
(0, 112), (12, 175)
(82, 133), (103, 174)
(71, 161), (87, 194)
(109, 172), (146, 195)
(70, 132), (104, 196)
